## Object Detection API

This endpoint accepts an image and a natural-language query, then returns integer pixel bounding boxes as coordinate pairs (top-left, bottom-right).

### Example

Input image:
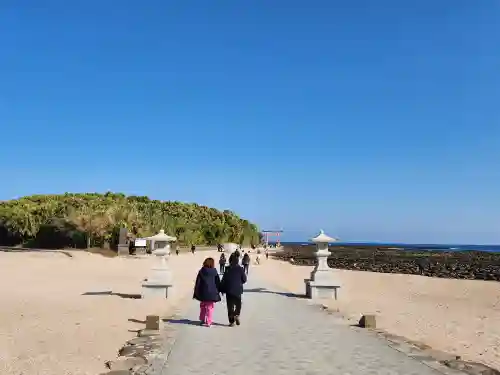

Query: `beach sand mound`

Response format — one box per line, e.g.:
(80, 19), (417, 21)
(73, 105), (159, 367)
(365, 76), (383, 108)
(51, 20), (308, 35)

(0, 249), (210, 375)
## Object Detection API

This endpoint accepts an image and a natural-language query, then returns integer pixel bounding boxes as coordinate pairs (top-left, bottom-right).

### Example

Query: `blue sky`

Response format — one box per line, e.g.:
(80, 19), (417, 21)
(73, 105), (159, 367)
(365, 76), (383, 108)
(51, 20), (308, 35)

(1, 1), (499, 244)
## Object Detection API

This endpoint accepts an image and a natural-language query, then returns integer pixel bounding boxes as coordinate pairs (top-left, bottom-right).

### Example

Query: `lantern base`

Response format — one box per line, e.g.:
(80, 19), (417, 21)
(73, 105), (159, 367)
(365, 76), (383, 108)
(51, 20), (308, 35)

(142, 280), (172, 299)
(305, 279), (340, 300)
(117, 244), (130, 256)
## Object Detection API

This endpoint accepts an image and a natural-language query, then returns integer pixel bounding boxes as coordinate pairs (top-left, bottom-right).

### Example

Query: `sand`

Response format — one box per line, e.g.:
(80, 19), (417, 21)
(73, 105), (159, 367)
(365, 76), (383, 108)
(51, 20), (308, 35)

(3, 249), (500, 374)
(253, 256), (500, 370)
(0, 249), (214, 375)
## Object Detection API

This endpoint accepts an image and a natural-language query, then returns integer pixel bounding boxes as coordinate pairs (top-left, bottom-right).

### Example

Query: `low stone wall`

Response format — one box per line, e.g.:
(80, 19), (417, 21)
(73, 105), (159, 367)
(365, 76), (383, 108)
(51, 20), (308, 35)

(275, 245), (500, 281)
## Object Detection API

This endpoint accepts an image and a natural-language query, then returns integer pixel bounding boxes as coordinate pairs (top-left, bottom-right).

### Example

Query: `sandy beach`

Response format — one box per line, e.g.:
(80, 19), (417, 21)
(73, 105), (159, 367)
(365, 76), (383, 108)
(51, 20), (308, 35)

(0, 249), (212, 375)
(254, 256), (500, 370)
(2, 249), (500, 374)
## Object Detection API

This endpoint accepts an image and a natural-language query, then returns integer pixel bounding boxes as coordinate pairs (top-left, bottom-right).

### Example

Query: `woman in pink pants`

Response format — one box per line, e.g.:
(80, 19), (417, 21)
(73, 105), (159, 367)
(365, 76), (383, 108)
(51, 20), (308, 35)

(193, 257), (221, 327)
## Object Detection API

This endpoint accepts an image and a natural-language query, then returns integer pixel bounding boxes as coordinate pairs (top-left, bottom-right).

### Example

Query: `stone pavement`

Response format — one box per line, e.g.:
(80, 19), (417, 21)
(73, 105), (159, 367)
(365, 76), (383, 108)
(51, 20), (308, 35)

(148, 274), (460, 375)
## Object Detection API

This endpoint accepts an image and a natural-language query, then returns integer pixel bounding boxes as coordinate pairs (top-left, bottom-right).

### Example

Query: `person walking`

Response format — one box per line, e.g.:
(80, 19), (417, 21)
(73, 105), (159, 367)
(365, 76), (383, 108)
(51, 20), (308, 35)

(191, 244), (196, 254)
(265, 249), (269, 260)
(220, 255), (247, 326)
(228, 249), (240, 265)
(193, 257), (221, 327)
(242, 252), (250, 275)
(219, 253), (226, 274)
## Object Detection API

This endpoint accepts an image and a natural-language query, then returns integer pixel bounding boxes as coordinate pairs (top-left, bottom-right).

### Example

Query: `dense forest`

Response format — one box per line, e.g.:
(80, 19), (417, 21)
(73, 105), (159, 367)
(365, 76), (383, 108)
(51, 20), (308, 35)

(0, 192), (260, 249)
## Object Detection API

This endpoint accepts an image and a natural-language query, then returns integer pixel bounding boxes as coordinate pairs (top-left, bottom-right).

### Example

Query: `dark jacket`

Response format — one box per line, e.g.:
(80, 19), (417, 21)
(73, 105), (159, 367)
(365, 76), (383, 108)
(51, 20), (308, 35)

(193, 267), (221, 302)
(219, 254), (226, 265)
(220, 264), (247, 297)
(242, 253), (250, 265)
(228, 250), (240, 265)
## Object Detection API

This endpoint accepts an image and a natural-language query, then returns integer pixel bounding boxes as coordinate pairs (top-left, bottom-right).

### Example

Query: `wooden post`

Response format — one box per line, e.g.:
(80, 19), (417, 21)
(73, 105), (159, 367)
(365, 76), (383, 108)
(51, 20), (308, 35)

(145, 315), (161, 330)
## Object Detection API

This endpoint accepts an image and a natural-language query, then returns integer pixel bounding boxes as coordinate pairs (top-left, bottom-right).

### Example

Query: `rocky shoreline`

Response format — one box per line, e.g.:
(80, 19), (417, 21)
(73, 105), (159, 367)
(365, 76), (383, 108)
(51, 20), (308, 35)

(274, 244), (500, 281)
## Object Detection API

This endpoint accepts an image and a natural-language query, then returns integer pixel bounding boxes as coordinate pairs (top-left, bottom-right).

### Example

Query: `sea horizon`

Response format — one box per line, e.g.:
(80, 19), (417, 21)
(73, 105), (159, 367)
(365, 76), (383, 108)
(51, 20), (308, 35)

(271, 241), (500, 253)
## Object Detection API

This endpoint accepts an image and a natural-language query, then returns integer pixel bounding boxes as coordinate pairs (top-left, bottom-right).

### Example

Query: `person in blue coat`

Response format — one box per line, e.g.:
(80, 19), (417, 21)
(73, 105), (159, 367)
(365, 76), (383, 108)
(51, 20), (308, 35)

(193, 257), (221, 327)
(220, 255), (247, 326)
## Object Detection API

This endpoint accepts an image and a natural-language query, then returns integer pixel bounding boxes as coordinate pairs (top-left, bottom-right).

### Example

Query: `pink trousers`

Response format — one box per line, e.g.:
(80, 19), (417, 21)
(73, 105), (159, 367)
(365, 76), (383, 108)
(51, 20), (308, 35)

(199, 301), (215, 325)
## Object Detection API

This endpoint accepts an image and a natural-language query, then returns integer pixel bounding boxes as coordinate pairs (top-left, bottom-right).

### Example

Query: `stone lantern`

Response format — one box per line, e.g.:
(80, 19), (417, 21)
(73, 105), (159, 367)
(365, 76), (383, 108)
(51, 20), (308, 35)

(141, 230), (177, 299)
(223, 242), (239, 256)
(304, 230), (340, 300)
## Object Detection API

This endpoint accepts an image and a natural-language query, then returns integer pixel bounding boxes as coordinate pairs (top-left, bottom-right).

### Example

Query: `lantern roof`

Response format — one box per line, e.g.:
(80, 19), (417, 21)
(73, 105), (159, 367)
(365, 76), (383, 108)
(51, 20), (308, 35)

(144, 229), (177, 242)
(311, 229), (337, 243)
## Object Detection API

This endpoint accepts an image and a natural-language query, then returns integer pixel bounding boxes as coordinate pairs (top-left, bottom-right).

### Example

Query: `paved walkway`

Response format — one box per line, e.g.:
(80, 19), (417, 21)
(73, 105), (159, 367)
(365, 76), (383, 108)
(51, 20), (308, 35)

(155, 274), (449, 375)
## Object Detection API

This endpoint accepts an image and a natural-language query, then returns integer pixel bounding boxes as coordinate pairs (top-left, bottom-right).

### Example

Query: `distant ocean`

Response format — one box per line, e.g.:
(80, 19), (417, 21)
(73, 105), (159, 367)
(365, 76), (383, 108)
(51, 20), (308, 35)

(272, 241), (500, 253)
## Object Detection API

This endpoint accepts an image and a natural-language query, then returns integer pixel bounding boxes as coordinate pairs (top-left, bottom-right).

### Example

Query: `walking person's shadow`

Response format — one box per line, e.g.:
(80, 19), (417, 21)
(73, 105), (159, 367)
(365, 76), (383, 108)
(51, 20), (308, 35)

(244, 287), (305, 299)
(164, 318), (226, 327)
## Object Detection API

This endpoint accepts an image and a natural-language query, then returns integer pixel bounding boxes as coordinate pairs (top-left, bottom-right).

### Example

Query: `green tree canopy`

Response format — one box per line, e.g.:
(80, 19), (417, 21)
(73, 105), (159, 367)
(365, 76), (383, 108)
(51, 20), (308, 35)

(0, 192), (260, 249)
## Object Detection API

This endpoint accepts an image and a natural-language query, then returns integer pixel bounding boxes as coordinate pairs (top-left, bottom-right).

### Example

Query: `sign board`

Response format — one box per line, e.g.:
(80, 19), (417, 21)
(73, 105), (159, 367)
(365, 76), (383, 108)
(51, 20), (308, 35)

(135, 239), (147, 247)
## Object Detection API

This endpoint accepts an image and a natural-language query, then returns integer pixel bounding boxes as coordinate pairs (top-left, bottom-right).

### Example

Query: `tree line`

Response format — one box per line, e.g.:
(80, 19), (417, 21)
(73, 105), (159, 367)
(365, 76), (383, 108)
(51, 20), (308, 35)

(0, 192), (261, 249)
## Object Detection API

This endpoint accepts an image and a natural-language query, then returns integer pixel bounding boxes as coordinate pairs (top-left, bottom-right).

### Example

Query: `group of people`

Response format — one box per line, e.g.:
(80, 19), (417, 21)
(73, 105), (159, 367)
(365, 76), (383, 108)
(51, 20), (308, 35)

(174, 244), (197, 256)
(218, 250), (251, 275)
(193, 250), (249, 327)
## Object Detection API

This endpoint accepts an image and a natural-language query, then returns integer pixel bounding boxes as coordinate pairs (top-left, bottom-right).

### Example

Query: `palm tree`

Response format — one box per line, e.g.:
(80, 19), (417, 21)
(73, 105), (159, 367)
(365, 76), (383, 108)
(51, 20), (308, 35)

(0, 193), (260, 248)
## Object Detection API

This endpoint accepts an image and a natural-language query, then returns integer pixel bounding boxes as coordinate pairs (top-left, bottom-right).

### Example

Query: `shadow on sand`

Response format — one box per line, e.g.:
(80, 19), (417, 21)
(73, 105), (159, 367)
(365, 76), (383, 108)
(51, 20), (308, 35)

(128, 318), (146, 324)
(244, 287), (306, 299)
(164, 318), (227, 327)
(126, 318), (146, 334)
(81, 291), (142, 299)
(0, 248), (74, 257)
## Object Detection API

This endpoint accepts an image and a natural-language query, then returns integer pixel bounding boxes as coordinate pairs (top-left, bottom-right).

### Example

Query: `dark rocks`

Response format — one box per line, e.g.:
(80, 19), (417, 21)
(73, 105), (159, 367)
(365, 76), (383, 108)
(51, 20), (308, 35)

(275, 245), (500, 282)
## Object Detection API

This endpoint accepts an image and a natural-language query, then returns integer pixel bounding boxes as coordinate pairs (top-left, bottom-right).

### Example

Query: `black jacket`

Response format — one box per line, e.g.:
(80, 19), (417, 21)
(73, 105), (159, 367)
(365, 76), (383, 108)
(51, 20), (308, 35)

(220, 264), (247, 297)
(193, 267), (221, 302)
(228, 251), (240, 265)
(242, 253), (250, 265)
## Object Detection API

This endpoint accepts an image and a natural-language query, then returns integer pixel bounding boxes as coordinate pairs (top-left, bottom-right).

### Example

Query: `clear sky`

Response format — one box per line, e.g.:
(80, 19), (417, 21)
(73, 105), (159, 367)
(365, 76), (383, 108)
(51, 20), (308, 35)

(1, 1), (499, 244)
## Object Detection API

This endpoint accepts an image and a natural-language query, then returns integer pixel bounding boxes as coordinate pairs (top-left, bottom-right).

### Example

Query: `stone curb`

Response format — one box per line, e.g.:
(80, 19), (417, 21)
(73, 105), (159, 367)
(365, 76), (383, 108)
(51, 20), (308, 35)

(99, 284), (500, 375)
(98, 302), (189, 375)
(255, 277), (495, 375)
(316, 302), (499, 375)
